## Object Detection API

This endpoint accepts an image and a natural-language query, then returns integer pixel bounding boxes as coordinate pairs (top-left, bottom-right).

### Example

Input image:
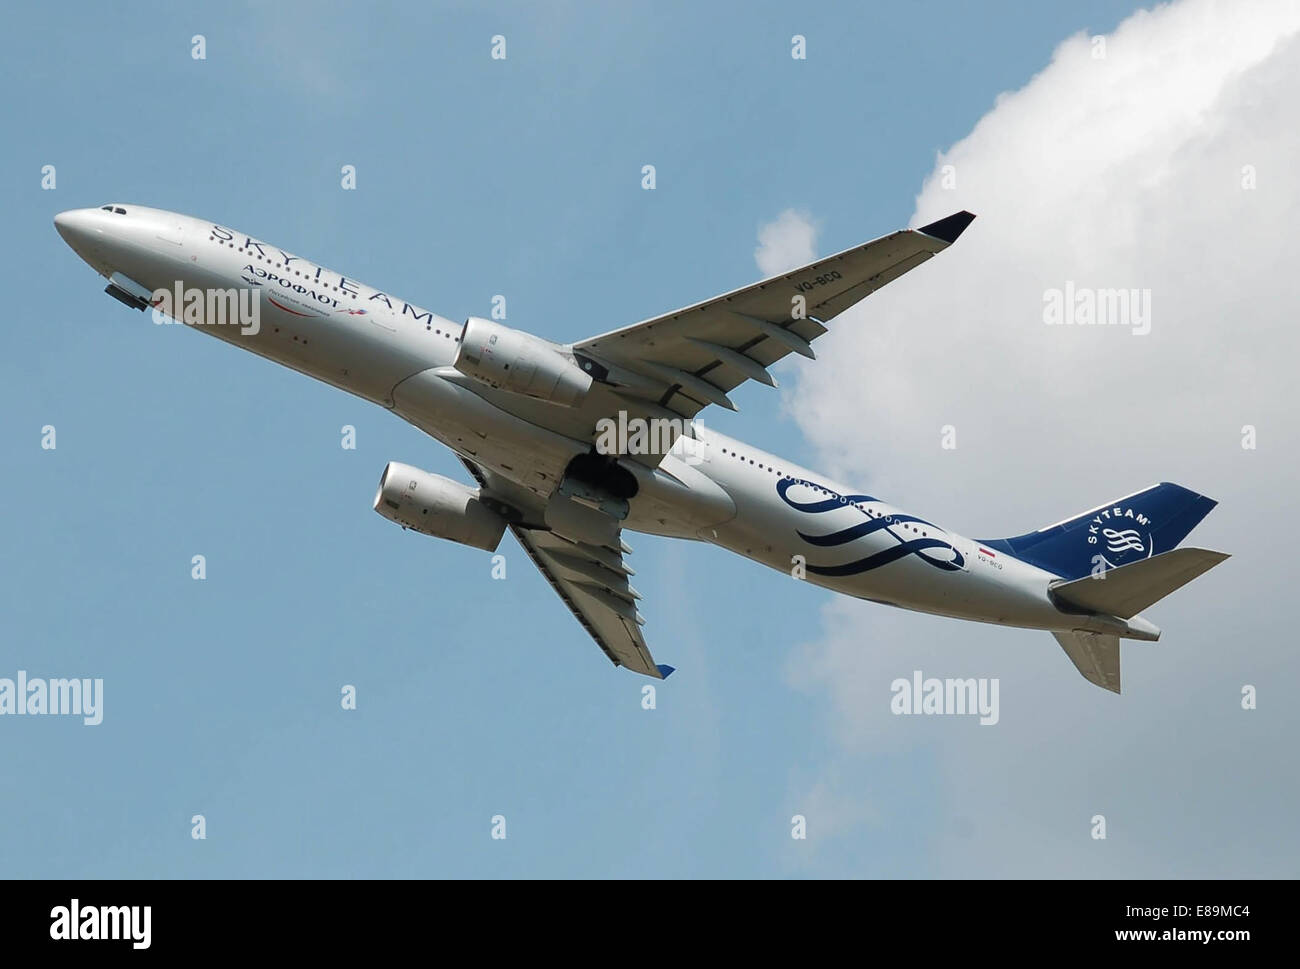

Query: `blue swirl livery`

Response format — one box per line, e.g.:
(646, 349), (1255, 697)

(777, 476), (965, 576)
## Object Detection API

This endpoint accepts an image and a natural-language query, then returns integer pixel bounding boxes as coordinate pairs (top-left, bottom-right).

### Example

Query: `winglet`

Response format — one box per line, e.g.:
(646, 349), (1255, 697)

(655, 664), (676, 679)
(917, 210), (976, 244)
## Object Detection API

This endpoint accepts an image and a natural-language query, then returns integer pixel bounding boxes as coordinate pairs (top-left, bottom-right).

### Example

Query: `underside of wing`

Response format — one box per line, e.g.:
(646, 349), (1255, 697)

(459, 457), (671, 679)
(509, 525), (670, 678)
(572, 212), (975, 422)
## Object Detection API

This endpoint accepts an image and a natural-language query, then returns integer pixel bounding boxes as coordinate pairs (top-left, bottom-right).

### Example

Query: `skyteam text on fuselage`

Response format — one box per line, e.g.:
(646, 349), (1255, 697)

(54, 203), (1229, 693)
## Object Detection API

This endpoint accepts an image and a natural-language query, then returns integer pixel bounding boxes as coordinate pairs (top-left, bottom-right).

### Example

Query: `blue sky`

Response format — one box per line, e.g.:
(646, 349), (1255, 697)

(5, 0), (1292, 878)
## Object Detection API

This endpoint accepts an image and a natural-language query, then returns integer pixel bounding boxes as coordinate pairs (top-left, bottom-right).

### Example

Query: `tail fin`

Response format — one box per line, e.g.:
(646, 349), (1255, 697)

(980, 482), (1218, 580)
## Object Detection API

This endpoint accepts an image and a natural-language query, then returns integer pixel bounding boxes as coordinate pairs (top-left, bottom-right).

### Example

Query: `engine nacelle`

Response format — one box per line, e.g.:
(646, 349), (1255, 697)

(373, 462), (506, 552)
(453, 317), (593, 407)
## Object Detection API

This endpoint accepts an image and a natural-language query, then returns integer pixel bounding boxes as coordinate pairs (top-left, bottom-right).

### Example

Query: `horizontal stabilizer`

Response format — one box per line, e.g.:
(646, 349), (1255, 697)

(1051, 547), (1229, 619)
(1052, 631), (1122, 693)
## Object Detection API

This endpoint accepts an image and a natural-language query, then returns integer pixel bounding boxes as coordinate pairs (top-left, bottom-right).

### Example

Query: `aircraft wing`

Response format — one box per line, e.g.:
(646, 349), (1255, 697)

(572, 211), (975, 420)
(509, 525), (670, 677)
(459, 458), (672, 679)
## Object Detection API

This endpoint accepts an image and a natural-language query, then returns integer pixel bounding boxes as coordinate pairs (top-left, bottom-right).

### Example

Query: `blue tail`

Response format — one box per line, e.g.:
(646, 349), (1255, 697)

(979, 482), (1218, 580)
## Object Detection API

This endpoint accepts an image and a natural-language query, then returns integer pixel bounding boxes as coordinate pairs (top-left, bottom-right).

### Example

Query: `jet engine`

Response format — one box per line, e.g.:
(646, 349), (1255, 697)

(373, 461), (506, 552)
(453, 317), (593, 407)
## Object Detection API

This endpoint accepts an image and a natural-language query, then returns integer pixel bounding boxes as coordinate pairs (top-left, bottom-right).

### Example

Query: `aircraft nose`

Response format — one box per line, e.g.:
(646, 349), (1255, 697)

(54, 209), (90, 244)
(54, 208), (108, 266)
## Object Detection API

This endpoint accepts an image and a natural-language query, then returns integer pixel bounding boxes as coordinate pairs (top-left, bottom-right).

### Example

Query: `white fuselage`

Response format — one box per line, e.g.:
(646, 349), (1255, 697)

(52, 204), (1137, 640)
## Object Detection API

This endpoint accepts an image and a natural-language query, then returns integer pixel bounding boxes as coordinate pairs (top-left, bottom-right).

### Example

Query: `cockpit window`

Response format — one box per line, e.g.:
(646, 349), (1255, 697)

(101, 206), (112, 211)
(100, 205), (127, 214)
(113, 207), (126, 214)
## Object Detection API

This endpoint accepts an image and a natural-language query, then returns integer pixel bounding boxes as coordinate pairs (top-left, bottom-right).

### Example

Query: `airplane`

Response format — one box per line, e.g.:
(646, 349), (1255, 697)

(54, 203), (1229, 693)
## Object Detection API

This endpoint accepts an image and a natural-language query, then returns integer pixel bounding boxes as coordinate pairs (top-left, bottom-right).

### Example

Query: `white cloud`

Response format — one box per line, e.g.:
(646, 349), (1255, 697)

(755, 209), (818, 277)
(782, 0), (1300, 876)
